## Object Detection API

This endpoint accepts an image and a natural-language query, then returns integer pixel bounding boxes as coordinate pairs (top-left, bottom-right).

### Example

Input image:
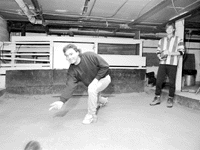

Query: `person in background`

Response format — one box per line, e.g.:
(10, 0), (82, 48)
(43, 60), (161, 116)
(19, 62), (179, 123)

(49, 44), (111, 124)
(24, 141), (42, 150)
(150, 22), (185, 108)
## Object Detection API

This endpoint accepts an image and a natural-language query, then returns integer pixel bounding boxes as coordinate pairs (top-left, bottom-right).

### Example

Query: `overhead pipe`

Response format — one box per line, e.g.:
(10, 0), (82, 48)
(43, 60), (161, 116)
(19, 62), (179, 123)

(31, 0), (45, 25)
(45, 19), (122, 29)
(82, 0), (90, 15)
(15, 0), (42, 24)
(48, 28), (167, 39)
(49, 29), (136, 38)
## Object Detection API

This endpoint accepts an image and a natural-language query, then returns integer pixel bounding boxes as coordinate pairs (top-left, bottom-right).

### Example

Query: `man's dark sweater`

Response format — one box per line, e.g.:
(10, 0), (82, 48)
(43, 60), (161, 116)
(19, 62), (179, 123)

(60, 51), (110, 103)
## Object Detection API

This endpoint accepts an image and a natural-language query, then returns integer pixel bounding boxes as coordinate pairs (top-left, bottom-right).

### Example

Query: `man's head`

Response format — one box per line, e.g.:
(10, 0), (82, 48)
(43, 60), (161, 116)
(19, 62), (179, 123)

(63, 44), (81, 65)
(24, 141), (41, 150)
(165, 22), (176, 35)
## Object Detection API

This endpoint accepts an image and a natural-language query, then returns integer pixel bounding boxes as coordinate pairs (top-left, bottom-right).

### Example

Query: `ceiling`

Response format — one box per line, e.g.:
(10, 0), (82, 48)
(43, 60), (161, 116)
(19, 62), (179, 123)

(0, 0), (200, 41)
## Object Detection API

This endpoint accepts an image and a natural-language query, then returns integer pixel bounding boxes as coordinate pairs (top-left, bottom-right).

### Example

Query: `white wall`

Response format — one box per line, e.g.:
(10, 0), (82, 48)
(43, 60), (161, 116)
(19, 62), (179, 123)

(11, 36), (145, 69)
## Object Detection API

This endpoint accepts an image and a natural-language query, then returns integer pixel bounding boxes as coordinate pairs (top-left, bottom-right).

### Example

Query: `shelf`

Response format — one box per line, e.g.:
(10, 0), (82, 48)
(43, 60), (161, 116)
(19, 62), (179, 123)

(0, 57), (50, 62)
(1, 53), (50, 56)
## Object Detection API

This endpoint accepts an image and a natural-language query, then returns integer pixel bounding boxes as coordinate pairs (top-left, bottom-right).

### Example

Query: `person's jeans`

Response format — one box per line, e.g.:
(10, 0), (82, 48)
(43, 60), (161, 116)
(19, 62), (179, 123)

(155, 64), (177, 97)
(87, 75), (111, 115)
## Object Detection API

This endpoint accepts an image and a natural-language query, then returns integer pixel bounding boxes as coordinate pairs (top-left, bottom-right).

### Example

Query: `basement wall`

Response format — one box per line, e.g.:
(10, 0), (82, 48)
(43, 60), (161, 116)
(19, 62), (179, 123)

(4, 36), (146, 95)
(11, 33), (200, 82)
(3, 34), (200, 95)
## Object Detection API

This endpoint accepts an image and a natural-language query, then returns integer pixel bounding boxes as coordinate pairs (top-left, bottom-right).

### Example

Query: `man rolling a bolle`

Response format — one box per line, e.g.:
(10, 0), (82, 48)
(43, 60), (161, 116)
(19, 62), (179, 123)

(49, 44), (111, 124)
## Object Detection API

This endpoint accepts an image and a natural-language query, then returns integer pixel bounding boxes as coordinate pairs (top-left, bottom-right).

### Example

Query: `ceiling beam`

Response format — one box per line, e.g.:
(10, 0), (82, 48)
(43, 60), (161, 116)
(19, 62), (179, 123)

(168, 2), (200, 23)
(128, 0), (178, 26)
(158, 2), (200, 31)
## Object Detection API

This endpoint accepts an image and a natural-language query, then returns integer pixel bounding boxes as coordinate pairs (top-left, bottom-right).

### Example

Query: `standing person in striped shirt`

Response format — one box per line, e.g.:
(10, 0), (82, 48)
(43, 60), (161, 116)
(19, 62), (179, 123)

(150, 22), (185, 108)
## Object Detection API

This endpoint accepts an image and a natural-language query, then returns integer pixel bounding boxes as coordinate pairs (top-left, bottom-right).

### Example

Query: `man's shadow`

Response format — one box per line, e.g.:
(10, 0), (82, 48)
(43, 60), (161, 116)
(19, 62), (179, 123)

(52, 95), (85, 118)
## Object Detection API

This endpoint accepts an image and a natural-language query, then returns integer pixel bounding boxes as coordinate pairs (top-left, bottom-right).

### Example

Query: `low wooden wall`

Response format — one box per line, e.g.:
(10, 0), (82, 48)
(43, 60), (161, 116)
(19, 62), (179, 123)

(6, 69), (146, 95)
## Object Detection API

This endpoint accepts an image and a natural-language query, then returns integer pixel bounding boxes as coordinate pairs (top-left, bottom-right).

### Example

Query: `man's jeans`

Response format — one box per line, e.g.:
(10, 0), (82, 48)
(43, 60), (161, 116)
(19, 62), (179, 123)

(87, 75), (111, 115)
(155, 64), (177, 97)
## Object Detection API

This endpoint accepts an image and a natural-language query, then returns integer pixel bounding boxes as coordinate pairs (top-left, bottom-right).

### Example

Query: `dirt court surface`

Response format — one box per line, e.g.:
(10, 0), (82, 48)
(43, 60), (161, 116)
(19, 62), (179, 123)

(0, 92), (200, 150)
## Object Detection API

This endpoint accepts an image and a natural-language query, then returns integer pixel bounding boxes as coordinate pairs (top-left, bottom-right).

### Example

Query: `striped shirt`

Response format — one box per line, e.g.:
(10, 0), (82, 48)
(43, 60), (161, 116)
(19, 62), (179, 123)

(157, 36), (184, 66)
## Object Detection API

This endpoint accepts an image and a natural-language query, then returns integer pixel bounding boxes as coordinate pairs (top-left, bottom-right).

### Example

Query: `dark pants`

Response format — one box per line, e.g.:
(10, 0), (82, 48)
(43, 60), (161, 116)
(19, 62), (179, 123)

(155, 64), (177, 97)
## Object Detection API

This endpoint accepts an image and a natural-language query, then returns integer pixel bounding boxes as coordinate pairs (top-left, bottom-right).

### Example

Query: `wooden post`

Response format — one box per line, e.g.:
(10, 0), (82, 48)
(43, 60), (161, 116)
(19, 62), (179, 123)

(49, 40), (53, 69)
(10, 43), (16, 67)
(134, 30), (140, 39)
(94, 42), (98, 54)
(175, 19), (184, 91)
(21, 24), (26, 36)
(0, 16), (9, 41)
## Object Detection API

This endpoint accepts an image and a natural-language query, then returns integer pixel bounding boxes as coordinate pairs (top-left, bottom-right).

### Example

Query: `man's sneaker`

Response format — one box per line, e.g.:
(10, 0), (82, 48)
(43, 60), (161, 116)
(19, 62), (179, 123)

(167, 97), (174, 108)
(82, 114), (97, 124)
(150, 96), (161, 106)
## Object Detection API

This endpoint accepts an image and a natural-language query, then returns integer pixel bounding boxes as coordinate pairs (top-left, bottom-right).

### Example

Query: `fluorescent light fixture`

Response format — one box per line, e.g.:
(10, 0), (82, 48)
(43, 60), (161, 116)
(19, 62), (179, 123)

(55, 9), (67, 13)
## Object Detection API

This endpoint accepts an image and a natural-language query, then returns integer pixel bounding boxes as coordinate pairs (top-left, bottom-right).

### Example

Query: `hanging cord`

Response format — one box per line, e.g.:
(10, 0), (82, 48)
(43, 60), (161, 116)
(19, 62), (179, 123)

(134, 0), (153, 22)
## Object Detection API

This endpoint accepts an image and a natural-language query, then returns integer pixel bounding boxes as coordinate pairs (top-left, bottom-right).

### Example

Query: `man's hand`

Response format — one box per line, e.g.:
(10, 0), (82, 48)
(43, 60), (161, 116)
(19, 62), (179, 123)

(158, 50), (169, 60)
(163, 50), (169, 56)
(49, 101), (64, 111)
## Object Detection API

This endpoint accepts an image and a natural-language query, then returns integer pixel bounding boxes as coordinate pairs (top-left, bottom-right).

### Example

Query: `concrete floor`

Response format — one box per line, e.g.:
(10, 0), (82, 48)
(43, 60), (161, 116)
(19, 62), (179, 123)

(0, 92), (200, 150)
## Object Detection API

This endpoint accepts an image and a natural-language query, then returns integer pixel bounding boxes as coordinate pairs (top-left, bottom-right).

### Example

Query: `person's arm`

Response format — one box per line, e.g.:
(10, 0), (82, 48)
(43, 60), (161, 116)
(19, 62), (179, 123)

(60, 73), (78, 103)
(92, 52), (110, 80)
(156, 39), (166, 60)
(49, 69), (78, 111)
(169, 51), (182, 56)
(88, 52), (109, 88)
(169, 38), (185, 56)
